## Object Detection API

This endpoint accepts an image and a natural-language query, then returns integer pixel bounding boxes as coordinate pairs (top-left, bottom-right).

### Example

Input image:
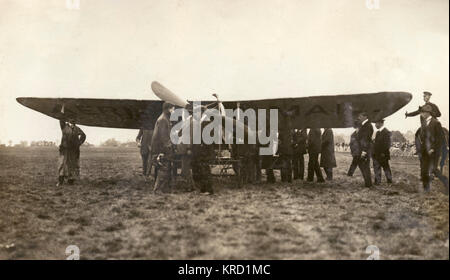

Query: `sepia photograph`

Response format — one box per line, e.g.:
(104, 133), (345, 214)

(0, 0), (448, 264)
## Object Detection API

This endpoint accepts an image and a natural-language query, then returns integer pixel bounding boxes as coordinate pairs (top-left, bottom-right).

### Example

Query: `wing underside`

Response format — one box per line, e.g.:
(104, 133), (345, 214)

(17, 91), (411, 129)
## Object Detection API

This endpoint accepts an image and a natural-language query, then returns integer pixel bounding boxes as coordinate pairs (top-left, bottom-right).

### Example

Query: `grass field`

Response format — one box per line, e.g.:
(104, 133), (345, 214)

(0, 147), (448, 259)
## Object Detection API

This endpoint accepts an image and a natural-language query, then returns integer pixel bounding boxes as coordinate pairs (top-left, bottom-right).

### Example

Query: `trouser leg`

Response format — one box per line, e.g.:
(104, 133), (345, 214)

(347, 156), (359, 176)
(142, 152), (149, 176)
(255, 157), (262, 182)
(324, 167), (333, 180)
(373, 158), (382, 184)
(312, 153), (324, 182)
(307, 154), (314, 181)
(293, 156), (299, 179)
(358, 157), (372, 187)
(299, 155), (305, 180)
(382, 160), (393, 183)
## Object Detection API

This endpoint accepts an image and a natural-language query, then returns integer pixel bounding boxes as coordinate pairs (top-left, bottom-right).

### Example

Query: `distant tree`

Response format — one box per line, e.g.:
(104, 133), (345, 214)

(8, 140), (12, 147)
(391, 131), (407, 143)
(101, 138), (120, 147)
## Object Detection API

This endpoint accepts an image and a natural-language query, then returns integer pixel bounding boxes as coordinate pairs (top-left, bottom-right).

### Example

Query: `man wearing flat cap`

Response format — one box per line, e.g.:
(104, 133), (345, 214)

(417, 104), (447, 192)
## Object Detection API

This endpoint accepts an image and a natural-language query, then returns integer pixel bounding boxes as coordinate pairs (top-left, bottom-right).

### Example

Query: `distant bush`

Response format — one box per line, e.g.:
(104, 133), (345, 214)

(391, 131), (407, 143)
(101, 138), (120, 147)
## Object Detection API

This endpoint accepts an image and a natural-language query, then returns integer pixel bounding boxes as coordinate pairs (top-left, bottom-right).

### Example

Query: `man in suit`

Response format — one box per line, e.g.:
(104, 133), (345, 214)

(418, 105), (447, 192)
(372, 119), (392, 185)
(356, 112), (373, 188)
(293, 129), (307, 180)
(307, 128), (325, 183)
(320, 128), (337, 180)
(347, 123), (361, 177)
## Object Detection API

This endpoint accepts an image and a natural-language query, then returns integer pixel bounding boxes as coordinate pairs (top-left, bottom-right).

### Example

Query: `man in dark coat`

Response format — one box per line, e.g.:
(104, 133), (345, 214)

(418, 105), (447, 192)
(320, 128), (337, 180)
(356, 112), (373, 188)
(151, 102), (175, 193)
(347, 124), (361, 177)
(136, 128), (154, 177)
(57, 120), (86, 186)
(372, 119), (392, 185)
(293, 129), (307, 180)
(307, 128), (325, 182)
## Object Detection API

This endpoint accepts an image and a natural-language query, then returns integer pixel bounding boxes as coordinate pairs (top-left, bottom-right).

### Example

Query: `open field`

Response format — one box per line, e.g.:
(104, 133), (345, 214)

(0, 147), (448, 259)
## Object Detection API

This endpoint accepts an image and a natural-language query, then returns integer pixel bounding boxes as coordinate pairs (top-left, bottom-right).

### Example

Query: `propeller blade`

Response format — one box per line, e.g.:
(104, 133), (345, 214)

(151, 81), (189, 108)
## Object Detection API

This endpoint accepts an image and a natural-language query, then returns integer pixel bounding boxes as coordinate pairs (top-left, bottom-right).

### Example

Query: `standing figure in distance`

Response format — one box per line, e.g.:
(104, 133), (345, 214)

(293, 129), (307, 180)
(136, 127), (154, 177)
(307, 128), (325, 183)
(320, 128), (337, 181)
(418, 105), (446, 193)
(372, 119), (392, 185)
(57, 119), (86, 186)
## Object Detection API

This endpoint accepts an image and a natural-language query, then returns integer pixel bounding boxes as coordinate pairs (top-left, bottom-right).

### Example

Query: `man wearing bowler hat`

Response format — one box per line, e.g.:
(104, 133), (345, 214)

(417, 104), (446, 192)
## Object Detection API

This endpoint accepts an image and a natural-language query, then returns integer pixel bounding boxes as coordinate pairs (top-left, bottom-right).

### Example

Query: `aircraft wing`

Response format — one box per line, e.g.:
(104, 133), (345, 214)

(16, 97), (164, 129)
(221, 91), (412, 128)
(17, 91), (411, 130)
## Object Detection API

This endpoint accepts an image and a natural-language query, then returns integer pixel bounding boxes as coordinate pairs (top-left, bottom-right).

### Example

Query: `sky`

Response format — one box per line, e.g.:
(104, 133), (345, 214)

(0, 0), (448, 145)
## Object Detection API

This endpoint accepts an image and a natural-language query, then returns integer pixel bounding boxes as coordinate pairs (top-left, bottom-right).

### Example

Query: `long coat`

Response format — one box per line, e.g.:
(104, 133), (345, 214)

(320, 128), (337, 168)
(307, 128), (322, 154)
(349, 130), (361, 157)
(373, 128), (391, 161)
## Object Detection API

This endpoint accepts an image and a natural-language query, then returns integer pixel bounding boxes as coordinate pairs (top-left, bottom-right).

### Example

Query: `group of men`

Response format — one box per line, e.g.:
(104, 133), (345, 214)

(55, 91), (447, 194)
(347, 113), (392, 188)
(272, 127), (337, 184)
(136, 102), (214, 194)
(345, 91), (447, 192)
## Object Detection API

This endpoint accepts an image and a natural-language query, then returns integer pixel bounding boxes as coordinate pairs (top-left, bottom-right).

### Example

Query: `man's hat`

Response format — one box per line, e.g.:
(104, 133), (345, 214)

(423, 91), (432, 96)
(420, 104), (433, 113)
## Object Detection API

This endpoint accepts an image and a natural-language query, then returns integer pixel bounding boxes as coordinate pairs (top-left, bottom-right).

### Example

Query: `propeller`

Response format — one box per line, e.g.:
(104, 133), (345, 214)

(151, 81), (189, 108)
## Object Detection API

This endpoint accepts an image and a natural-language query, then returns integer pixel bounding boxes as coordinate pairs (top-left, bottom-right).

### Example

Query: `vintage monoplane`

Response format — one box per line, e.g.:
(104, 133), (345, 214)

(16, 82), (413, 184)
